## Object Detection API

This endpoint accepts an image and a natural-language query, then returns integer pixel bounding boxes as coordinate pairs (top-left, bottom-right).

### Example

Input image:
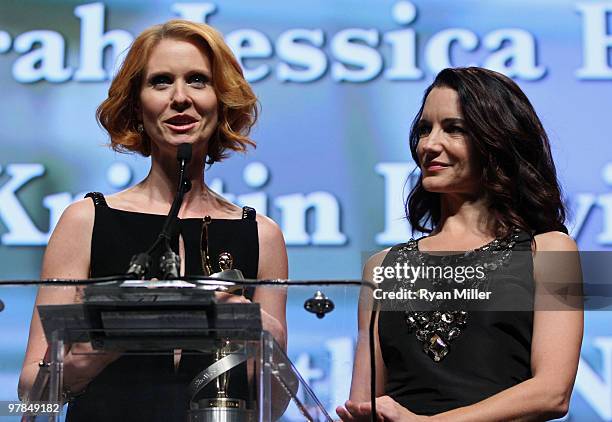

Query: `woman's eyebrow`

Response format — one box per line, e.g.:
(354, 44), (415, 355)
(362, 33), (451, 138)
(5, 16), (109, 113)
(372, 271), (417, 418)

(441, 117), (465, 125)
(145, 70), (171, 78)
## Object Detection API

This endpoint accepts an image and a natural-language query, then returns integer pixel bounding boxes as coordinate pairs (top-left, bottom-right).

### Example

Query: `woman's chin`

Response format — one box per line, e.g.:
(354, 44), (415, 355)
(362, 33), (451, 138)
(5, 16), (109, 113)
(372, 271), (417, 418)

(166, 134), (199, 145)
(422, 180), (448, 193)
(152, 135), (206, 149)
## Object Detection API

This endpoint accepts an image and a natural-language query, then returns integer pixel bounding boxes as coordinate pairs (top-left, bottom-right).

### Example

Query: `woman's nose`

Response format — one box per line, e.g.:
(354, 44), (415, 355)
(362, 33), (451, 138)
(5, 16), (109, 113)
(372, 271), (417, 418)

(171, 82), (191, 111)
(420, 130), (443, 153)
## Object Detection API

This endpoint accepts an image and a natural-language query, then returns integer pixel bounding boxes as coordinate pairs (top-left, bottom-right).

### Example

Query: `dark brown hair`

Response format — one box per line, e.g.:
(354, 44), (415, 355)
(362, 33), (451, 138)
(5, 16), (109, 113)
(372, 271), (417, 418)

(407, 67), (567, 237)
(96, 20), (257, 163)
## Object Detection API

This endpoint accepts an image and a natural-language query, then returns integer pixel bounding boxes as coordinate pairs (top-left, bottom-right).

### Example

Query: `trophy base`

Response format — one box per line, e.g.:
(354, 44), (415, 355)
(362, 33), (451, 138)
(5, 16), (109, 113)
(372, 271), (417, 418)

(189, 398), (256, 422)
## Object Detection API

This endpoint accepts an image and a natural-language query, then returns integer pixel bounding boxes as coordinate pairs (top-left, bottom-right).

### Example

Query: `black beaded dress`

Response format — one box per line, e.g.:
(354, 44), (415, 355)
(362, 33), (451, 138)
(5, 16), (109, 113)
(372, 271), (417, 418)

(377, 231), (534, 416)
(66, 192), (259, 421)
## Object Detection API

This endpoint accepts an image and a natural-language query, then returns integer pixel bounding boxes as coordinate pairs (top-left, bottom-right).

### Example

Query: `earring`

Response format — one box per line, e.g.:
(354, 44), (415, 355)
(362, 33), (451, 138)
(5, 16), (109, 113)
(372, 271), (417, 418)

(136, 123), (144, 133)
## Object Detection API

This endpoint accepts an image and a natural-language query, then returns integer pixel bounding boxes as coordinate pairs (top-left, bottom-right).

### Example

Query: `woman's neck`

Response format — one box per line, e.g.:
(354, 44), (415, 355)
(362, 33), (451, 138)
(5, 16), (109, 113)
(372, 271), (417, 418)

(434, 193), (495, 239)
(137, 148), (210, 215)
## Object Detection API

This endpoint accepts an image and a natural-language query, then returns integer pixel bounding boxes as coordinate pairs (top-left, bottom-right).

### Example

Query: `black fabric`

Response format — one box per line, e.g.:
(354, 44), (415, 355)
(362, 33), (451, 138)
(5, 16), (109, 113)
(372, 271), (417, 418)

(241, 206), (256, 221)
(66, 193), (259, 421)
(377, 232), (534, 416)
(84, 192), (108, 208)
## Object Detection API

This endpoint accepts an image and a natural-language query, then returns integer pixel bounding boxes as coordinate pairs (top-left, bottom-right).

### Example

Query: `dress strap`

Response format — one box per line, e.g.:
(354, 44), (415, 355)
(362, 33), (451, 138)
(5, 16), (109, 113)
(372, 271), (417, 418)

(85, 192), (108, 208)
(512, 230), (533, 252)
(241, 206), (256, 220)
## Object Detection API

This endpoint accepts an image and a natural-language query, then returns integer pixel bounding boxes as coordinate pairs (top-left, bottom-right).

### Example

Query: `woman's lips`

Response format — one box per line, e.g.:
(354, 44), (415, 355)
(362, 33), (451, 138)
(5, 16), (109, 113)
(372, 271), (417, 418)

(424, 162), (450, 171)
(164, 121), (198, 132)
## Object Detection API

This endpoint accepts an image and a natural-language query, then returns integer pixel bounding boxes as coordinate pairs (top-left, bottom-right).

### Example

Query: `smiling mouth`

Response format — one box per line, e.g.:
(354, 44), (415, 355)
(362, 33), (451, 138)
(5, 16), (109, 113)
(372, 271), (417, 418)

(165, 121), (198, 132)
(424, 162), (451, 171)
(164, 116), (199, 132)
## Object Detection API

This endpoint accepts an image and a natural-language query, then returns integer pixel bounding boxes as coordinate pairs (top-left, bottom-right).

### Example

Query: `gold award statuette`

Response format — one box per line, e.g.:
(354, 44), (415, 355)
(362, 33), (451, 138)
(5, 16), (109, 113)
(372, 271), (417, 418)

(190, 223), (254, 421)
(188, 338), (254, 421)
(187, 296), (254, 420)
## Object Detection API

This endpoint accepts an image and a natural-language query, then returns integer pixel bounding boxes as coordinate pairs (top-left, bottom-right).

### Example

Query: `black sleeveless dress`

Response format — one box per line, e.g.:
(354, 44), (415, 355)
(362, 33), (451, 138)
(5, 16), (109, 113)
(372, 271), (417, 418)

(66, 192), (259, 421)
(377, 231), (534, 416)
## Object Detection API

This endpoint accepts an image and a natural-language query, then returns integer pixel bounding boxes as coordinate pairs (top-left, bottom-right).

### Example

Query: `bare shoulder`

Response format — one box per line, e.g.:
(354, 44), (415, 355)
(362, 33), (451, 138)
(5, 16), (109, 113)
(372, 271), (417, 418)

(55, 198), (95, 232)
(365, 248), (390, 269)
(532, 232), (583, 311)
(42, 198), (94, 279)
(255, 213), (284, 242)
(533, 231), (578, 252)
(363, 248), (391, 279)
(255, 214), (287, 279)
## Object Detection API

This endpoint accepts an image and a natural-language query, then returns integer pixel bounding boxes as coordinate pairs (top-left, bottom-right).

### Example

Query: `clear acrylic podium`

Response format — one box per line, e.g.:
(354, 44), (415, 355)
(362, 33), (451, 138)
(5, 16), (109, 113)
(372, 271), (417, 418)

(18, 279), (362, 421)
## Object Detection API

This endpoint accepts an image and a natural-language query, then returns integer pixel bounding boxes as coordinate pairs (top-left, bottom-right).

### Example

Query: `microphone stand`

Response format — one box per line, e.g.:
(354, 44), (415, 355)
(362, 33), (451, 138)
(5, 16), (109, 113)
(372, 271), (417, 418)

(125, 143), (193, 279)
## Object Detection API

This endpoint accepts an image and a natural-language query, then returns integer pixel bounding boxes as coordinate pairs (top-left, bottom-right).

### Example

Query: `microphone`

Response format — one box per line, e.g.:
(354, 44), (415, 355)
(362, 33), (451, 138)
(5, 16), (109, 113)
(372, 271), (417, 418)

(125, 143), (193, 279)
(159, 143), (193, 239)
(158, 143), (192, 279)
(177, 142), (192, 163)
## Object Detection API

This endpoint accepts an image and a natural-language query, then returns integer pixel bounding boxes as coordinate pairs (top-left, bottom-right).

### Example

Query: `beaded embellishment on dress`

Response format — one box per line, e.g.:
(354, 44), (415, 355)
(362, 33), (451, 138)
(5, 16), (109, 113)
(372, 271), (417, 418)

(395, 229), (522, 362)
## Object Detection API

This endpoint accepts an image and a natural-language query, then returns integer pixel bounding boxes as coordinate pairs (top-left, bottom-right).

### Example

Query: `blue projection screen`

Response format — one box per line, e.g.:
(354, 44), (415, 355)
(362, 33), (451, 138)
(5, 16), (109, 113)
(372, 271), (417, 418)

(1, 1), (611, 420)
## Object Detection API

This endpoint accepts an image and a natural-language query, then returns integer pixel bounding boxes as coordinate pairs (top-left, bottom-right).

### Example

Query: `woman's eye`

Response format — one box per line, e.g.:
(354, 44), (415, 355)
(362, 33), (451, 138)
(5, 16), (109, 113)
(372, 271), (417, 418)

(449, 125), (465, 133)
(150, 75), (172, 87)
(416, 125), (431, 137)
(188, 73), (210, 86)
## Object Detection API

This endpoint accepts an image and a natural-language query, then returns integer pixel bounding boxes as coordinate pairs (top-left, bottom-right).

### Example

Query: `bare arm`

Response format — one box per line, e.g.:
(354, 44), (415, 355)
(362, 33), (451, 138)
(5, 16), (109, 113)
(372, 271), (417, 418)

(348, 251), (388, 401)
(248, 215), (289, 419)
(252, 214), (288, 350)
(18, 199), (94, 399)
(337, 251), (389, 420)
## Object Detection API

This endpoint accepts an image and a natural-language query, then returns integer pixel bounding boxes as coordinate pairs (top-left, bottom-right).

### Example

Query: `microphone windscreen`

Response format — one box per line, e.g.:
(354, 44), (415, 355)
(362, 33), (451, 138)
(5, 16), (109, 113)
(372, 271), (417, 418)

(177, 143), (192, 163)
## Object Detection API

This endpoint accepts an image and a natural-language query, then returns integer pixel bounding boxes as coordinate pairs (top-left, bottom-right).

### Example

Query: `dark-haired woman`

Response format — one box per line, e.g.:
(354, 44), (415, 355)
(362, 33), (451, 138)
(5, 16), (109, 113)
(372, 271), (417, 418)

(19, 20), (287, 421)
(338, 67), (582, 421)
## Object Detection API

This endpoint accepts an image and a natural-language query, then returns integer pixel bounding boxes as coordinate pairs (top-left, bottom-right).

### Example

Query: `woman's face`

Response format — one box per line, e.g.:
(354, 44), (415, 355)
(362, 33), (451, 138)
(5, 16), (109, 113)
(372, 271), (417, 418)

(416, 87), (480, 196)
(139, 38), (218, 157)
